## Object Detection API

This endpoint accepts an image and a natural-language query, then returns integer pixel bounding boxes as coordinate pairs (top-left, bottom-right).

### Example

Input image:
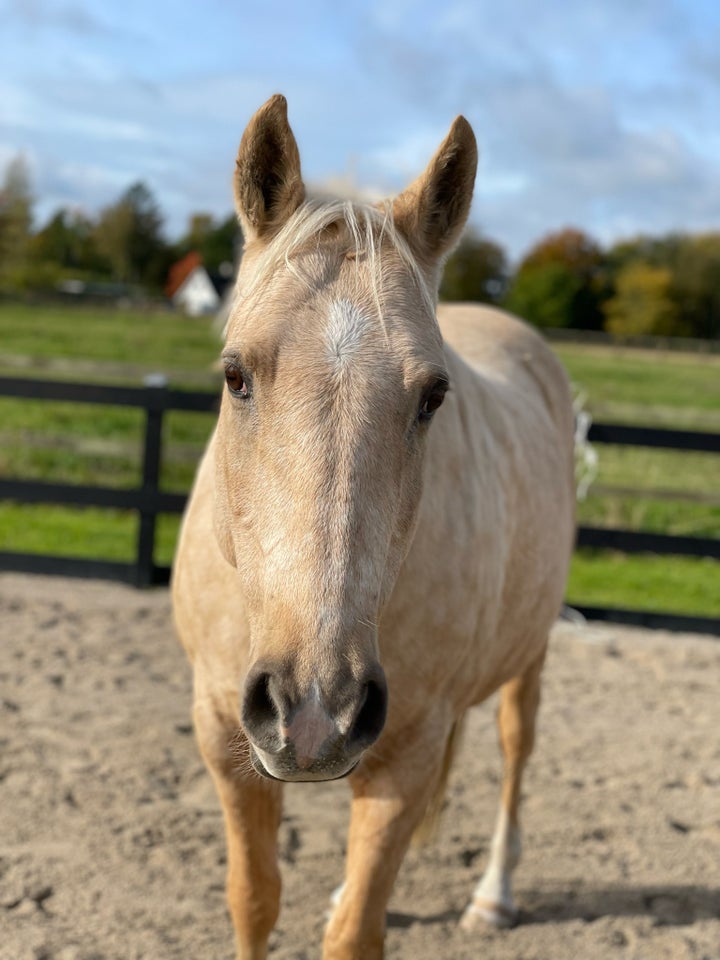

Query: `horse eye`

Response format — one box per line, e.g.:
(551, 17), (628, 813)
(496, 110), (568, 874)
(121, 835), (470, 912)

(225, 363), (250, 399)
(418, 379), (448, 422)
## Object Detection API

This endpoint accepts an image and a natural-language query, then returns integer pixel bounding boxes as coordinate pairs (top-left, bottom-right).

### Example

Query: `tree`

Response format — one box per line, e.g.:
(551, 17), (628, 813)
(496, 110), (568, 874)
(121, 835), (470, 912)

(94, 181), (170, 288)
(0, 155), (34, 290)
(670, 234), (720, 340)
(604, 262), (681, 336)
(175, 212), (240, 274)
(124, 182), (169, 285)
(507, 227), (607, 330)
(504, 261), (583, 329)
(186, 212), (214, 247)
(606, 232), (720, 339)
(520, 226), (602, 275)
(94, 199), (134, 282)
(440, 231), (508, 303)
(31, 208), (101, 272)
(202, 214), (241, 273)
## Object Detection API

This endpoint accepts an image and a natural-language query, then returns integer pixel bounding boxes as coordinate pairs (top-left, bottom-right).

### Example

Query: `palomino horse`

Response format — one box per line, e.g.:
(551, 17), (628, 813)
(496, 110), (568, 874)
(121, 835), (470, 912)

(172, 94), (575, 960)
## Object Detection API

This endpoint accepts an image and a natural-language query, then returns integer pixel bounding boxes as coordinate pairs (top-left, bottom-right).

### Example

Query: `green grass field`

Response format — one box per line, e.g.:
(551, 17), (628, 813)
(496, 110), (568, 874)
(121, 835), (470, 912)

(0, 302), (220, 378)
(1, 302), (718, 618)
(554, 342), (720, 430)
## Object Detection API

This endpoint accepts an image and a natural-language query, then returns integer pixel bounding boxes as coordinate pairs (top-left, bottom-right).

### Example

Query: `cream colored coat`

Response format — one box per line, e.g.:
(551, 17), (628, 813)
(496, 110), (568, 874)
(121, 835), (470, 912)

(172, 95), (575, 960)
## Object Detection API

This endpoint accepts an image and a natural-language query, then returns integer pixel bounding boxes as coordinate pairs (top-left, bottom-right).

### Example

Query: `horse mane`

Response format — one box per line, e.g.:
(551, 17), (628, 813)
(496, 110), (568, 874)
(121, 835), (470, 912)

(228, 198), (436, 334)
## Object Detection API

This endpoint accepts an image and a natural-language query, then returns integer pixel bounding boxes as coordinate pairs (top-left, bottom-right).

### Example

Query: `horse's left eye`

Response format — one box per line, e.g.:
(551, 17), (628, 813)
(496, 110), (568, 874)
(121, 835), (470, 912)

(418, 379), (449, 422)
(225, 363), (250, 399)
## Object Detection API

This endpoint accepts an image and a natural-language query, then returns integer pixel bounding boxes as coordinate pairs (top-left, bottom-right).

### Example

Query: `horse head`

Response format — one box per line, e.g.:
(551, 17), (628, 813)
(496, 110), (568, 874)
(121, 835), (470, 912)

(214, 94), (477, 781)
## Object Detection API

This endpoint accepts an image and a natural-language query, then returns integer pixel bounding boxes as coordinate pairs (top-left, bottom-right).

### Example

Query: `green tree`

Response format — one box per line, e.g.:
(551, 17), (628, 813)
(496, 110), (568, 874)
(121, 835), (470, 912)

(31, 208), (103, 273)
(202, 214), (241, 273)
(606, 232), (720, 339)
(671, 234), (720, 340)
(604, 262), (682, 336)
(185, 212), (214, 246)
(94, 181), (170, 289)
(504, 261), (583, 329)
(94, 199), (134, 282)
(440, 231), (507, 303)
(522, 226), (602, 274)
(507, 227), (607, 330)
(175, 212), (240, 274)
(0, 155), (34, 291)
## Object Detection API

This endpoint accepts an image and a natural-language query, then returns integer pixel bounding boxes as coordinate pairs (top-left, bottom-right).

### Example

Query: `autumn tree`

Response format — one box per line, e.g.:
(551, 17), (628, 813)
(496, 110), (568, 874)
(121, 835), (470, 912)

(505, 227), (607, 329)
(604, 262), (681, 336)
(605, 233), (720, 339)
(440, 231), (508, 303)
(521, 226), (602, 275)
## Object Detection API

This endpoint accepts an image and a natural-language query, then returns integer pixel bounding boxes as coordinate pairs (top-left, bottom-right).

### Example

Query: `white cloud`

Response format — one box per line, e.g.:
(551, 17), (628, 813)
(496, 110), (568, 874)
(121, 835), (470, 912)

(4, 0), (109, 34)
(1, 0), (718, 256)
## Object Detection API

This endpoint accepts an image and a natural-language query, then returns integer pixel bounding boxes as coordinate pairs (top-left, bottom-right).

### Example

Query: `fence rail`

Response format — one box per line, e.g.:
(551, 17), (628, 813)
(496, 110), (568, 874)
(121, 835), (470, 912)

(0, 375), (216, 588)
(0, 375), (718, 634)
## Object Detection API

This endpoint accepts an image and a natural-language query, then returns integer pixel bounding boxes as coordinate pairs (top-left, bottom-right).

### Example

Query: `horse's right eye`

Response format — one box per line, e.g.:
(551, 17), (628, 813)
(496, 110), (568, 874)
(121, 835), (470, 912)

(225, 364), (250, 399)
(418, 377), (449, 423)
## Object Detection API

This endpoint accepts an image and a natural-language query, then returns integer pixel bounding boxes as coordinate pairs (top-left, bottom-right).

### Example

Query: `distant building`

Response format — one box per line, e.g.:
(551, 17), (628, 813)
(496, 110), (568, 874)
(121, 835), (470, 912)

(166, 252), (233, 316)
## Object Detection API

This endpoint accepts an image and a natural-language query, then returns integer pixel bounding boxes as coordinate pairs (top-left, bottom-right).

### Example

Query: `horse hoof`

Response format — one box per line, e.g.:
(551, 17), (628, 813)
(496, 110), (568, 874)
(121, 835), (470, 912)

(460, 897), (518, 931)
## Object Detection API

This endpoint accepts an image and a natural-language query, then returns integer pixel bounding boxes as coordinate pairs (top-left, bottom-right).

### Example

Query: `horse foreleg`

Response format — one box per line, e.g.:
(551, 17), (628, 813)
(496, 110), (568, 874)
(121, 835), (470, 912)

(323, 721), (449, 960)
(194, 698), (283, 960)
(461, 648), (546, 930)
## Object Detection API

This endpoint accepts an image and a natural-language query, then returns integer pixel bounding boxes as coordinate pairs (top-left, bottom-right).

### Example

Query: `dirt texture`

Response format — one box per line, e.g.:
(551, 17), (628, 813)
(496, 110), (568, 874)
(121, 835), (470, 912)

(1, 573), (718, 960)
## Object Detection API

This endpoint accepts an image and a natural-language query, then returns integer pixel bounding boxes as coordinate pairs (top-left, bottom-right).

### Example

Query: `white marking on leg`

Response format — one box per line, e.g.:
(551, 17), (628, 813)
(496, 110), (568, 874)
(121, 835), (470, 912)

(330, 882), (345, 908)
(324, 299), (370, 369)
(325, 882), (346, 925)
(460, 806), (521, 930)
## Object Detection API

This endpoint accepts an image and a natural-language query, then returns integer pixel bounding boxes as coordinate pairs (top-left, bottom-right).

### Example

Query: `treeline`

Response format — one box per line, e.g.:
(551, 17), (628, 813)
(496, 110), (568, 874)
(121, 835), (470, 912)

(0, 156), (238, 297)
(441, 228), (720, 340)
(2, 155), (719, 338)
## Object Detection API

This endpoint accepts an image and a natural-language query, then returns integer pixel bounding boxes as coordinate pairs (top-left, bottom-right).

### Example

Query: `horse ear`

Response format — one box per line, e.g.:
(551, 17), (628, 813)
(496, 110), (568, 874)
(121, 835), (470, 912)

(392, 116), (477, 264)
(234, 94), (305, 241)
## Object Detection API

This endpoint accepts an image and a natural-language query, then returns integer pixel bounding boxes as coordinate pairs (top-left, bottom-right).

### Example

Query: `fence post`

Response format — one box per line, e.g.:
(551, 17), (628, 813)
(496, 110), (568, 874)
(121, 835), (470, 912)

(135, 374), (167, 587)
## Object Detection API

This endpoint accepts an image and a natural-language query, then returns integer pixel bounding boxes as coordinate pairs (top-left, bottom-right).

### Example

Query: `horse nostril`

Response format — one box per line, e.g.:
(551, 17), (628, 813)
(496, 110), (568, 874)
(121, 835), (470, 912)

(348, 674), (388, 751)
(242, 669), (279, 745)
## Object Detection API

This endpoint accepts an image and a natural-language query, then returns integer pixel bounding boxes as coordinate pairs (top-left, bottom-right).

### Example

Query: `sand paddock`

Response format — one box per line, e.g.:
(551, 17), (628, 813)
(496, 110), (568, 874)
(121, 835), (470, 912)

(1, 572), (718, 959)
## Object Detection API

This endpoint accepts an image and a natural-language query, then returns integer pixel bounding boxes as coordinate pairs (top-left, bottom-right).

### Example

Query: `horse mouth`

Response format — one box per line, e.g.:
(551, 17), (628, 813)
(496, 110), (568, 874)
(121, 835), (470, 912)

(249, 746), (360, 783)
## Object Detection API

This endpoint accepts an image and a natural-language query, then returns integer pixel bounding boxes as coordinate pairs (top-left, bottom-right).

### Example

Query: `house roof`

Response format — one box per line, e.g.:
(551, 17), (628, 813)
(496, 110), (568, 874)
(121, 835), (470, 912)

(166, 251), (203, 298)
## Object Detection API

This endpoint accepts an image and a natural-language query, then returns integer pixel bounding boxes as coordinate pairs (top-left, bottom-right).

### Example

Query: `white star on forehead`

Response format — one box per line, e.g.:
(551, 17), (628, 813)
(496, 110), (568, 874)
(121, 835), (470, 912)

(325, 299), (371, 368)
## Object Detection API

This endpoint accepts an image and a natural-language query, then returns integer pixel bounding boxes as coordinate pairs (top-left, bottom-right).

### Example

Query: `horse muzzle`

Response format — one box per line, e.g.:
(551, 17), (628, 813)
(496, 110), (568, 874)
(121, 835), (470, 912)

(241, 659), (388, 782)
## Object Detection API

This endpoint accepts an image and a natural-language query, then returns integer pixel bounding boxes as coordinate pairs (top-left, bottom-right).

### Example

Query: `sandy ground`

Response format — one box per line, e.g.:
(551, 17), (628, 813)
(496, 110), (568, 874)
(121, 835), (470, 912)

(1, 572), (718, 960)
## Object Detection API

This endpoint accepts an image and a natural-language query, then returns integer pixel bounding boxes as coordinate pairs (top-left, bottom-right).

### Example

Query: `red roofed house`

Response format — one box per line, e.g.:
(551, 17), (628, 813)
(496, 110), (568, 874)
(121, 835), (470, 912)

(166, 251), (222, 316)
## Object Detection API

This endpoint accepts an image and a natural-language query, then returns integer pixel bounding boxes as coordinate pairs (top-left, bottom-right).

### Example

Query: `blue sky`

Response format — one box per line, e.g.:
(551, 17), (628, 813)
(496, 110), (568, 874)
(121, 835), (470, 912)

(2, 0), (719, 259)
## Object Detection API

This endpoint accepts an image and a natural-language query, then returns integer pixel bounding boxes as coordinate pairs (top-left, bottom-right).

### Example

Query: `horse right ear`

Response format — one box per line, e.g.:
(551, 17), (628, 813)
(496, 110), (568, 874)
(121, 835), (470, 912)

(233, 94), (305, 242)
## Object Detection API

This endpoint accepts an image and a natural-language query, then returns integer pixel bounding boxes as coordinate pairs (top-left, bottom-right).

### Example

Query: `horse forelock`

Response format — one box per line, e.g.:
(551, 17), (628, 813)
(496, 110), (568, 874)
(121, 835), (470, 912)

(227, 197), (437, 340)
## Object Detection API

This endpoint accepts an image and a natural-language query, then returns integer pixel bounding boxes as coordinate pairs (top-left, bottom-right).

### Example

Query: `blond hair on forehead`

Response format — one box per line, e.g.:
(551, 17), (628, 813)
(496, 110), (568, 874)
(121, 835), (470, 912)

(229, 197), (436, 334)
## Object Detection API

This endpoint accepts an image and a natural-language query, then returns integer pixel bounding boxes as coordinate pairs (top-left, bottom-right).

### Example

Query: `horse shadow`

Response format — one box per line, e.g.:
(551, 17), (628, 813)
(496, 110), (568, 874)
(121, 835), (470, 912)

(386, 883), (719, 930)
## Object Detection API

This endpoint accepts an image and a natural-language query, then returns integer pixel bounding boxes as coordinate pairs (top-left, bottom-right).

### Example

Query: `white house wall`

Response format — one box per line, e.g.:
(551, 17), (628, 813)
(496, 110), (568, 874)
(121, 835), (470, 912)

(174, 268), (220, 316)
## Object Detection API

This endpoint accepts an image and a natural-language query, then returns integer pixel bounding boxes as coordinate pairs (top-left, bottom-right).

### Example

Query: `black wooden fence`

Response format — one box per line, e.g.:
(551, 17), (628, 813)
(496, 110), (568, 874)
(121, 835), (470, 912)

(575, 422), (720, 635)
(0, 376), (217, 588)
(0, 375), (718, 634)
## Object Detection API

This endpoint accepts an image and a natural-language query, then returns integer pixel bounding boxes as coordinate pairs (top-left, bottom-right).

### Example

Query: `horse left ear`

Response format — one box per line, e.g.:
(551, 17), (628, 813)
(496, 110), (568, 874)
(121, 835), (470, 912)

(234, 94), (305, 242)
(392, 116), (478, 265)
